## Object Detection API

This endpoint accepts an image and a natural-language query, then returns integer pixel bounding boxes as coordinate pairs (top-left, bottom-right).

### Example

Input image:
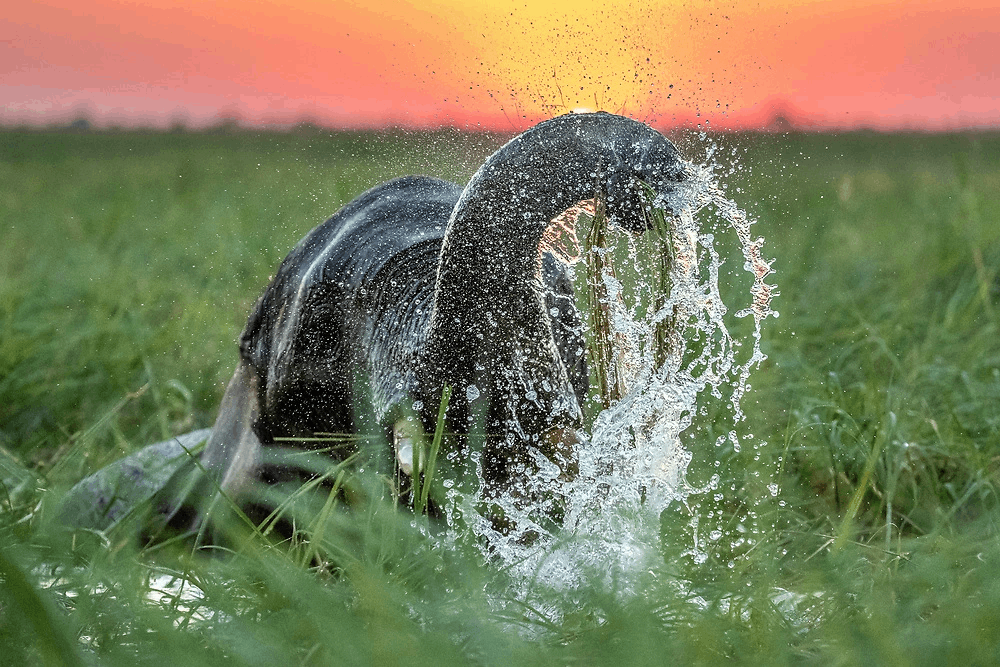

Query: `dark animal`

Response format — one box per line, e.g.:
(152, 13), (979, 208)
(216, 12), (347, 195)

(62, 112), (687, 531)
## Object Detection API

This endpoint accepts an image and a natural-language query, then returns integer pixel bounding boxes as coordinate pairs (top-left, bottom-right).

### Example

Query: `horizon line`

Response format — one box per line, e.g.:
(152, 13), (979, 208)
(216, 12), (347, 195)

(3, 103), (999, 135)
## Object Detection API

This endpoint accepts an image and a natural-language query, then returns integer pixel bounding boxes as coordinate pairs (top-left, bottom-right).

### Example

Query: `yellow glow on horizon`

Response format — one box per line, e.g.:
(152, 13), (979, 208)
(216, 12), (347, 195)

(390, 0), (778, 125)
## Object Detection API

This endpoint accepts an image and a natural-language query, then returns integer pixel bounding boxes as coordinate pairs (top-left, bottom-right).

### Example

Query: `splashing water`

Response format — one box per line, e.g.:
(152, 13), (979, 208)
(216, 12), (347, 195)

(435, 150), (777, 617)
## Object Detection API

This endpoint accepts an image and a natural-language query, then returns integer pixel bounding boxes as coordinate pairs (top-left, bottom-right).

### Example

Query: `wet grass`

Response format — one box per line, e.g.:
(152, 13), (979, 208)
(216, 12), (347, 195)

(2, 126), (1000, 664)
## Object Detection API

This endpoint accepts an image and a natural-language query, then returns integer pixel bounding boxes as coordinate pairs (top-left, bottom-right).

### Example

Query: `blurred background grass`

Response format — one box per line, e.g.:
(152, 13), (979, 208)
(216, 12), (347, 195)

(0, 128), (499, 477)
(1, 126), (999, 664)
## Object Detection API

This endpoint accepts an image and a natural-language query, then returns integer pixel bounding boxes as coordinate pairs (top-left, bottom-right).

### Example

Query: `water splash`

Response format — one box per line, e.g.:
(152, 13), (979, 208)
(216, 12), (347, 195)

(435, 147), (777, 617)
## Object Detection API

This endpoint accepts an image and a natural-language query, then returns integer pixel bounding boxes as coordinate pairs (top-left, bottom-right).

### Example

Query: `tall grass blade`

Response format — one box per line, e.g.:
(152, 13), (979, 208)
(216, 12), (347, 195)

(416, 384), (451, 515)
(0, 548), (84, 667)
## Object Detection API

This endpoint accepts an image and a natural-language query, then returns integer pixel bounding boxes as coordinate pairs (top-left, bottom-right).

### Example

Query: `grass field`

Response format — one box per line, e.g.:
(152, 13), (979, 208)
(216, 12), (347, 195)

(1, 125), (999, 665)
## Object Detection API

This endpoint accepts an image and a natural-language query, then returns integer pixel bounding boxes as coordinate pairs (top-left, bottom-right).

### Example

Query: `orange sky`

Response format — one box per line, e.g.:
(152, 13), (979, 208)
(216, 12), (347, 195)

(2, 0), (998, 130)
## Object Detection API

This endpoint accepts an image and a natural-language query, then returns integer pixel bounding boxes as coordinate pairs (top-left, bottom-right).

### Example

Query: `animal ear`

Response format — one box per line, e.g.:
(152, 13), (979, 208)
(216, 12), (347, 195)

(604, 172), (649, 232)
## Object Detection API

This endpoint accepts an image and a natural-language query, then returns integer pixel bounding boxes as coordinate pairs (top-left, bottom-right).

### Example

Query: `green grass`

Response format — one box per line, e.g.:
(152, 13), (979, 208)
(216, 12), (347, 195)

(2, 126), (1000, 664)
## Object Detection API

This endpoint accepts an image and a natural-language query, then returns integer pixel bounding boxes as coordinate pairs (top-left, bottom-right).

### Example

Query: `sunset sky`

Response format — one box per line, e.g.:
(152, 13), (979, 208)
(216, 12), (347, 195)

(3, 0), (998, 131)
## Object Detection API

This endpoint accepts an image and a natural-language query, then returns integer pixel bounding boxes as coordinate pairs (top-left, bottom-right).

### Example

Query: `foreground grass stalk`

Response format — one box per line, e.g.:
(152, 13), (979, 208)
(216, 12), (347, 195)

(301, 469), (347, 569)
(415, 384), (451, 515)
(584, 187), (675, 408)
(834, 425), (886, 552)
(259, 453), (359, 538)
(585, 199), (617, 408)
(641, 181), (677, 368)
(0, 548), (84, 667)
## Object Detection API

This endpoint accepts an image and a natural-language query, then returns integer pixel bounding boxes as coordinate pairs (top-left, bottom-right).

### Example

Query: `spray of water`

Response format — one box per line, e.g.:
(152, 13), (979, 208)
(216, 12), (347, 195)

(434, 147), (777, 616)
